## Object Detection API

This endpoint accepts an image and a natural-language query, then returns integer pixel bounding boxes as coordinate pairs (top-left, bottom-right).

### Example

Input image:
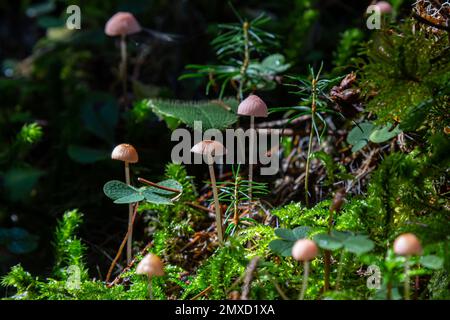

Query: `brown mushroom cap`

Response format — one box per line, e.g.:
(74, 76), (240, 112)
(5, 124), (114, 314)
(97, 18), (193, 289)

(191, 140), (227, 157)
(393, 233), (423, 256)
(237, 95), (268, 117)
(292, 239), (318, 262)
(136, 253), (164, 277)
(111, 143), (139, 163)
(105, 12), (142, 37)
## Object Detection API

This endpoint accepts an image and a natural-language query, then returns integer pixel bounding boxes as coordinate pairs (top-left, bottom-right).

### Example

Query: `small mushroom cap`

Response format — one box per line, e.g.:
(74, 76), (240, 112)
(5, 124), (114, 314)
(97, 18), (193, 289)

(375, 1), (392, 14)
(292, 239), (318, 262)
(111, 143), (139, 163)
(136, 253), (164, 277)
(393, 233), (423, 256)
(105, 12), (142, 36)
(190, 140), (227, 157)
(237, 95), (268, 118)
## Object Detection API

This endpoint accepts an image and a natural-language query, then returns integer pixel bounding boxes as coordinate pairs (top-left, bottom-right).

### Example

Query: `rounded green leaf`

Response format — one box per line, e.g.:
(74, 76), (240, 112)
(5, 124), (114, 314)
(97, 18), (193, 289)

(103, 180), (136, 200)
(113, 193), (144, 204)
(313, 233), (343, 250)
(343, 235), (374, 255)
(269, 239), (294, 257)
(142, 189), (173, 205)
(420, 255), (444, 270)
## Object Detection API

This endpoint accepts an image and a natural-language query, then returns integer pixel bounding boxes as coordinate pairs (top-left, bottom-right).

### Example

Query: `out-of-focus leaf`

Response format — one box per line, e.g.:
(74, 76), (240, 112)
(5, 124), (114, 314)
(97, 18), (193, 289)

(369, 123), (402, 143)
(313, 233), (343, 250)
(347, 122), (374, 152)
(343, 235), (374, 255)
(67, 145), (109, 164)
(0, 228), (39, 254)
(268, 239), (294, 257)
(81, 94), (118, 144)
(420, 255), (444, 270)
(3, 168), (44, 201)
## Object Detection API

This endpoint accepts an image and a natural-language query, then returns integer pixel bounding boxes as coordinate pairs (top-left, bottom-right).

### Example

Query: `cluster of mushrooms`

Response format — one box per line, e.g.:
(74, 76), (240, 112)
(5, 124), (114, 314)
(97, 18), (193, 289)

(290, 232), (424, 300)
(105, 11), (424, 300)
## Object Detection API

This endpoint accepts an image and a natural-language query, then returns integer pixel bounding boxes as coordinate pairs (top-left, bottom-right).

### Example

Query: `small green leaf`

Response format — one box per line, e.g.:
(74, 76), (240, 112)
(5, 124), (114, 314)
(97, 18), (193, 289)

(274, 228), (296, 241)
(268, 239), (294, 257)
(103, 180), (136, 201)
(369, 123), (402, 143)
(313, 233), (343, 250)
(4, 167), (44, 201)
(292, 226), (311, 240)
(420, 255), (444, 270)
(113, 193), (144, 204)
(68, 145), (109, 164)
(141, 189), (173, 205)
(343, 235), (374, 255)
(347, 122), (374, 152)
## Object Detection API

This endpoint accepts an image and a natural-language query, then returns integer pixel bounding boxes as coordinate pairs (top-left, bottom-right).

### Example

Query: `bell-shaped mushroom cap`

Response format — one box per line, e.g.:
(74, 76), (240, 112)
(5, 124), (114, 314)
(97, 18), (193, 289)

(105, 12), (142, 36)
(375, 1), (392, 14)
(292, 239), (318, 262)
(191, 140), (227, 157)
(393, 233), (422, 256)
(237, 95), (268, 117)
(136, 253), (165, 277)
(111, 143), (139, 163)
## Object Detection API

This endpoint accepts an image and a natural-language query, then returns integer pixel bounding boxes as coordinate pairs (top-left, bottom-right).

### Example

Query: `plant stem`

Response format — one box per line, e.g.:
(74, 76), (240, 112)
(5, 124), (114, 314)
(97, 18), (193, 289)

(299, 261), (310, 300)
(125, 162), (133, 265)
(209, 164), (224, 243)
(336, 250), (346, 291)
(238, 21), (250, 101)
(404, 257), (410, 300)
(248, 115), (255, 203)
(233, 173), (239, 226)
(323, 250), (331, 292)
(148, 275), (153, 300)
(304, 78), (317, 207)
(106, 203), (139, 283)
(120, 34), (128, 105)
(138, 177), (182, 193)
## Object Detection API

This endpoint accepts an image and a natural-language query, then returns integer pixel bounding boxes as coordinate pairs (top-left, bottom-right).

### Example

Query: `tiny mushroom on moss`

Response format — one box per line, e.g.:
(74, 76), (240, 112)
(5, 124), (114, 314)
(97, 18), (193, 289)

(136, 253), (165, 299)
(393, 233), (422, 300)
(292, 239), (318, 300)
(191, 140), (227, 243)
(237, 95), (268, 202)
(111, 143), (139, 264)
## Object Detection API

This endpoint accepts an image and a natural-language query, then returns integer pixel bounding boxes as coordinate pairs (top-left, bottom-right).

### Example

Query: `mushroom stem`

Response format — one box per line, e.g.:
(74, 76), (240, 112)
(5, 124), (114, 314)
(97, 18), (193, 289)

(404, 256), (410, 300)
(299, 261), (310, 300)
(148, 275), (153, 300)
(120, 34), (128, 104)
(208, 164), (223, 243)
(248, 115), (255, 203)
(125, 162), (133, 265)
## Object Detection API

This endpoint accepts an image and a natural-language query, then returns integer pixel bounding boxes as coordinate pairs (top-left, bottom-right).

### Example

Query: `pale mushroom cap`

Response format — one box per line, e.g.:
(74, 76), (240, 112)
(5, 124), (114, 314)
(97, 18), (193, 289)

(393, 233), (423, 256)
(111, 143), (139, 163)
(292, 239), (318, 262)
(375, 1), (392, 14)
(136, 253), (165, 277)
(237, 95), (268, 117)
(105, 12), (142, 36)
(190, 140), (227, 157)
